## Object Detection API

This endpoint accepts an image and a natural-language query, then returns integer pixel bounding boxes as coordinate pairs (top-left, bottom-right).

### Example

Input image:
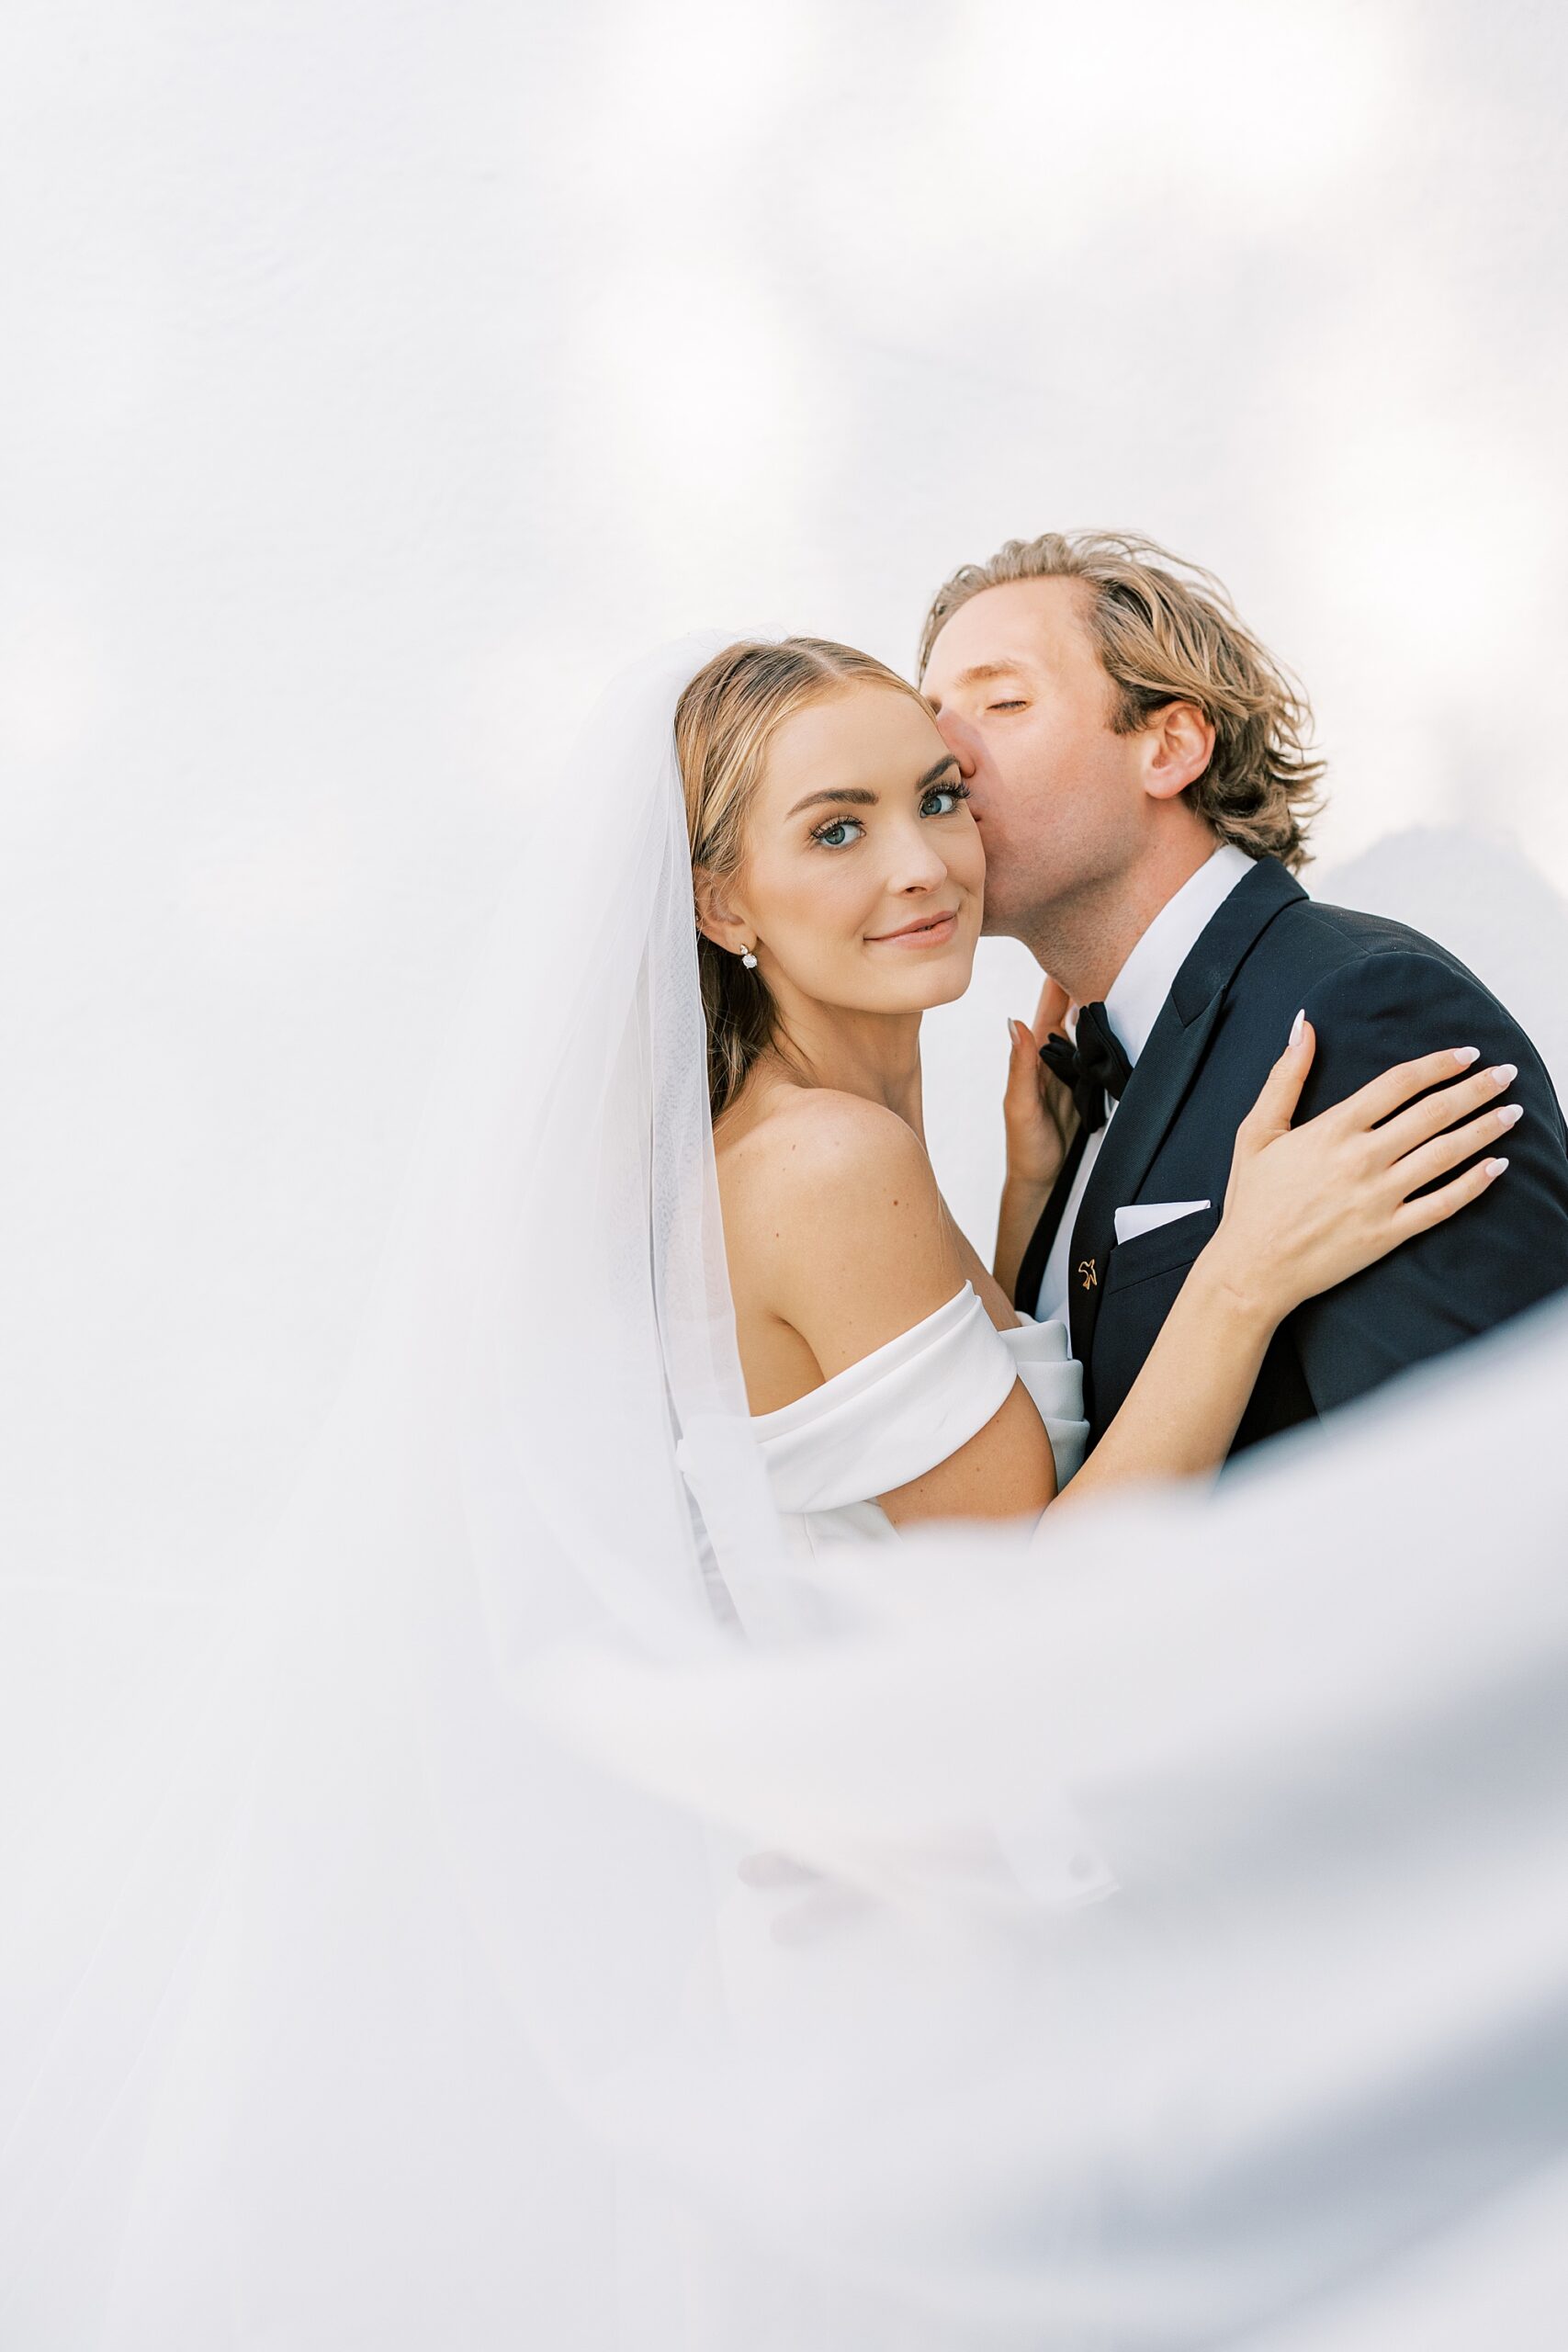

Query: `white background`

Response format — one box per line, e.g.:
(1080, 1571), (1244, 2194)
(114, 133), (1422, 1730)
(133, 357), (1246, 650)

(5, 0), (1567, 1584)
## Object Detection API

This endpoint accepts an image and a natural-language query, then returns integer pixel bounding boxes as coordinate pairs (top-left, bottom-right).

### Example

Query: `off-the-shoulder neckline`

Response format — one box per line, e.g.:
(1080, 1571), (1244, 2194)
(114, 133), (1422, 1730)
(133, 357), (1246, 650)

(750, 1282), (1004, 1433)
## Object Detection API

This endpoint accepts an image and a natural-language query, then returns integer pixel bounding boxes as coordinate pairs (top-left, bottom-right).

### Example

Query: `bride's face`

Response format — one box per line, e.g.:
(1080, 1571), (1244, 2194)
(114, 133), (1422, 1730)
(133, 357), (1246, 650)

(727, 684), (985, 1017)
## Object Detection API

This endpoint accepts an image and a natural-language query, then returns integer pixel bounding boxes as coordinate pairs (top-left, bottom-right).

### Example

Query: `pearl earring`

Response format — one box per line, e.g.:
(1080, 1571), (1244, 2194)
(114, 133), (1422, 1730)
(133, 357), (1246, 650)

(739, 944), (759, 970)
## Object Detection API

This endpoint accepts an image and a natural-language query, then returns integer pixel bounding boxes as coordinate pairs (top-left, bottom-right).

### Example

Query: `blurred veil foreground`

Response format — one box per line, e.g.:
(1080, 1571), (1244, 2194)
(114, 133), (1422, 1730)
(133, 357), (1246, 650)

(532, 1289), (1568, 2350)
(4, 643), (1567, 2351)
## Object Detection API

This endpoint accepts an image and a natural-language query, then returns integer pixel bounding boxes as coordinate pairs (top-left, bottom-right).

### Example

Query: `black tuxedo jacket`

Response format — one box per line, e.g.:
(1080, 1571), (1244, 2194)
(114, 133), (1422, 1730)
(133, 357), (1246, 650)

(1020, 857), (1568, 1455)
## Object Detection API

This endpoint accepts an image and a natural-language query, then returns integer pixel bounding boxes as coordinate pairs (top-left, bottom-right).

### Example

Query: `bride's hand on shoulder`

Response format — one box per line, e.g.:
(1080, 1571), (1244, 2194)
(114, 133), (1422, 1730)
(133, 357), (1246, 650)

(1003, 976), (1077, 1193)
(1208, 1017), (1517, 1323)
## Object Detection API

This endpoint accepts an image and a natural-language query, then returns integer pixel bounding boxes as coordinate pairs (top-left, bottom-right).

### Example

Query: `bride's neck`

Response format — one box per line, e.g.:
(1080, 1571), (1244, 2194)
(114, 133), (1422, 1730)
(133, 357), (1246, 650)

(770, 998), (926, 1136)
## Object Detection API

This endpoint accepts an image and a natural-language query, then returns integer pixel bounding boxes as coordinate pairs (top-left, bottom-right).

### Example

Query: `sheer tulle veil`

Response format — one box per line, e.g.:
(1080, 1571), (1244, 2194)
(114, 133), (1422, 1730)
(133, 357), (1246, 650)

(1, 633), (805, 2344)
(5, 638), (1568, 2350)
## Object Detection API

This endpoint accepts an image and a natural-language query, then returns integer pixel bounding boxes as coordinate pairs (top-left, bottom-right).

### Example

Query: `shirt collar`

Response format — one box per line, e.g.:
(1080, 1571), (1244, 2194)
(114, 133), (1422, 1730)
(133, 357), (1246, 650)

(1104, 843), (1255, 1067)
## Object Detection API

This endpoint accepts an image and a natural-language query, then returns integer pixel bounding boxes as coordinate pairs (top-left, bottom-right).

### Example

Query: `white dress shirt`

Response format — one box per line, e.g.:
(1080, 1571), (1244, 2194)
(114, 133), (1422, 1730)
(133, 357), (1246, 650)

(1035, 844), (1255, 1327)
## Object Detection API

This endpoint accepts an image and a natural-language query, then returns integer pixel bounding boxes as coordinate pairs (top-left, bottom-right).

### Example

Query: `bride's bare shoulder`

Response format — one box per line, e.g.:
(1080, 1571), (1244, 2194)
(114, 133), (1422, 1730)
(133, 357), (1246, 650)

(715, 1081), (939, 1221)
(714, 1082), (959, 1359)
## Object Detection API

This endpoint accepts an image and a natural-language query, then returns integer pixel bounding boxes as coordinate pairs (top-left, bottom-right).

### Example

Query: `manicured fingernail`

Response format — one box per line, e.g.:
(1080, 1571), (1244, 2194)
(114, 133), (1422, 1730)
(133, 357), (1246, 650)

(1290, 1008), (1305, 1046)
(1452, 1047), (1482, 1068)
(1497, 1102), (1523, 1128)
(1490, 1062), (1517, 1088)
(1485, 1157), (1510, 1175)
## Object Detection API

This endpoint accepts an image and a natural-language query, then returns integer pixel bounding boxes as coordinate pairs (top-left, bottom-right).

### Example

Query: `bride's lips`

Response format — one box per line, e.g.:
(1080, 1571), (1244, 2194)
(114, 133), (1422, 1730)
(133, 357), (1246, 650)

(865, 908), (960, 947)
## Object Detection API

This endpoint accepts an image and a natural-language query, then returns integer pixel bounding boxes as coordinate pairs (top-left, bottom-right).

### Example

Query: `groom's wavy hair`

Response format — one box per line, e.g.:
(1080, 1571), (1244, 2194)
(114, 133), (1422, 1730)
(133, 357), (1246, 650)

(677, 638), (931, 1123)
(916, 532), (1324, 871)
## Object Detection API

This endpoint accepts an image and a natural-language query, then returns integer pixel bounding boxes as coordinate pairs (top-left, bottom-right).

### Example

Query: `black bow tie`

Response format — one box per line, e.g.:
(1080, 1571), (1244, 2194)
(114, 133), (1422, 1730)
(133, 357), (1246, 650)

(1037, 1001), (1133, 1135)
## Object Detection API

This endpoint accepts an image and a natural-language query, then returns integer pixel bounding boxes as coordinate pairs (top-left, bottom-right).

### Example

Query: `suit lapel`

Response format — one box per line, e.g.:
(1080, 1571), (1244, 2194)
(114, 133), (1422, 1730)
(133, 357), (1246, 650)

(1068, 858), (1305, 1365)
(1013, 1120), (1089, 1312)
(1067, 994), (1224, 1362)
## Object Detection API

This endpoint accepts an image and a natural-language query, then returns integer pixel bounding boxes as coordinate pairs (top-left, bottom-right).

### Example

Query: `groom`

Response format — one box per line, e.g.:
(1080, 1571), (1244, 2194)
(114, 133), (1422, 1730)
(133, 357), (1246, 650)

(920, 532), (1568, 1455)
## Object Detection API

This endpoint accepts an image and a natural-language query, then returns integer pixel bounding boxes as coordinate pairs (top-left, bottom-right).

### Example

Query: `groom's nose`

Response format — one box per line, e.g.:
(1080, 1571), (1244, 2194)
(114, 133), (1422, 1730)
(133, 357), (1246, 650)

(933, 707), (980, 775)
(932, 707), (990, 821)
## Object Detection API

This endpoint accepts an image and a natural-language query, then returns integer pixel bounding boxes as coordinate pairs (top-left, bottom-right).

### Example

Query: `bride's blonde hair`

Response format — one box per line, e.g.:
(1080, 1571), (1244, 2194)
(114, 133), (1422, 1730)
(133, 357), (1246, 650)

(676, 637), (930, 1122)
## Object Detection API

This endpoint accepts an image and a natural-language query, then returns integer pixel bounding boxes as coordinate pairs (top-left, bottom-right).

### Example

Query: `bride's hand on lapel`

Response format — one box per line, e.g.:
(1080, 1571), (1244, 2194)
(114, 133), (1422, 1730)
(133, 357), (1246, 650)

(1003, 975), (1077, 1193)
(1210, 1017), (1518, 1323)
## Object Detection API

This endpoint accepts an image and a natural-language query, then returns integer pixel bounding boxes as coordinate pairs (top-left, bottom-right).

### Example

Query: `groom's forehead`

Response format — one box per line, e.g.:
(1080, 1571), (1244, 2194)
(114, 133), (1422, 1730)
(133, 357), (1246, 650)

(922, 576), (1096, 701)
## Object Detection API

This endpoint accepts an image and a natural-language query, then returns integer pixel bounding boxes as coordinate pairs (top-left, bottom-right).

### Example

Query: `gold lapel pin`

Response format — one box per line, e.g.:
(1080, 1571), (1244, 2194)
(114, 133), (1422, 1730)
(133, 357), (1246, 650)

(1077, 1257), (1098, 1293)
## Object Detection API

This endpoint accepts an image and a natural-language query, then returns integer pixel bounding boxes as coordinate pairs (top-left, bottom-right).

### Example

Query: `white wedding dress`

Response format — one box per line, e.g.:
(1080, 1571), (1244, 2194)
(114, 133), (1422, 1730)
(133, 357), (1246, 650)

(682, 1283), (1089, 1563)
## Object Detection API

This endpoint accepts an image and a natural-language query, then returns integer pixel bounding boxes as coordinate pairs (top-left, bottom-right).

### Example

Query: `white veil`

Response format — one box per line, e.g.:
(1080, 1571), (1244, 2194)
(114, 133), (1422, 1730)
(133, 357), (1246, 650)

(6, 647), (1568, 2351)
(534, 1287), (1568, 2351)
(1, 634), (800, 2346)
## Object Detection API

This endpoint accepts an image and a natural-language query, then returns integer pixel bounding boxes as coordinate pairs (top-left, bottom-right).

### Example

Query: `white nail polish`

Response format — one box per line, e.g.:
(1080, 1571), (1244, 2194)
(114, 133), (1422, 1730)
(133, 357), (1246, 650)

(1485, 1157), (1510, 1175)
(1452, 1046), (1482, 1068)
(1290, 1009), (1305, 1046)
(1498, 1103), (1523, 1127)
(1492, 1062), (1518, 1087)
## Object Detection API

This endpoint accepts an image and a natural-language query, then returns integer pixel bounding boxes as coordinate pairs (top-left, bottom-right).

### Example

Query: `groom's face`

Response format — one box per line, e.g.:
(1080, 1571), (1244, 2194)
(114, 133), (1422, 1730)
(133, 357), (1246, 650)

(921, 576), (1152, 938)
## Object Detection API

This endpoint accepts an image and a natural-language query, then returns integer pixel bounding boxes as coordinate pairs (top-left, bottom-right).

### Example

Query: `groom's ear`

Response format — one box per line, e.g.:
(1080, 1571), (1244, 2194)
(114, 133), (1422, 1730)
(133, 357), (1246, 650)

(1139, 699), (1216, 803)
(693, 864), (750, 954)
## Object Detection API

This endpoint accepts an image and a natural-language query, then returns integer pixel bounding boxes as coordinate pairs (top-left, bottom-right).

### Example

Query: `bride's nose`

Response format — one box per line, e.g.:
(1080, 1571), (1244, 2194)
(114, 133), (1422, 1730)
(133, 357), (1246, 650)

(886, 824), (950, 894)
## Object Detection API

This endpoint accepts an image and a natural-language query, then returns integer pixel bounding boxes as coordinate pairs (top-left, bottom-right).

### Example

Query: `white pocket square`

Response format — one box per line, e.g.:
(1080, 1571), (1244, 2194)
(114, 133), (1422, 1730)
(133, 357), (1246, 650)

(1114, 1199), (1212, 1245)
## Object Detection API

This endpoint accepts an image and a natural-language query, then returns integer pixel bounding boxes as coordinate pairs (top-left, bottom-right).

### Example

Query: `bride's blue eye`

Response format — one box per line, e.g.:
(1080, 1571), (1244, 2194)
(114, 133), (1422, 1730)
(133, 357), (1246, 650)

(920, 781), (972, 817)
(811, 815), (864, 849)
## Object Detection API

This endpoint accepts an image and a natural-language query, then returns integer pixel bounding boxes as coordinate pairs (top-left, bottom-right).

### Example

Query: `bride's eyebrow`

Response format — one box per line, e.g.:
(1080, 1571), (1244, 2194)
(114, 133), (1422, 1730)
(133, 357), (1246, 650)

(784, 754), (960, 821)
(785, 785), (878, 818)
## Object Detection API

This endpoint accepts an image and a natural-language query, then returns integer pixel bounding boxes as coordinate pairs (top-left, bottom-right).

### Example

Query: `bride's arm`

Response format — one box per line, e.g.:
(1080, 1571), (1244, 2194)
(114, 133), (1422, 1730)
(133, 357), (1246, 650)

(1060, 1022), (1517, 1504)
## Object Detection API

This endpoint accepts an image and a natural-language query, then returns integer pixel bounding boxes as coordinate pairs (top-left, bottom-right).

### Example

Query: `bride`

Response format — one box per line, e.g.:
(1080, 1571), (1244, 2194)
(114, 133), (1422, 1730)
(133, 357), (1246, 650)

(0, 629), (1540, 2351)
(674, 634), (1511, 1556)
